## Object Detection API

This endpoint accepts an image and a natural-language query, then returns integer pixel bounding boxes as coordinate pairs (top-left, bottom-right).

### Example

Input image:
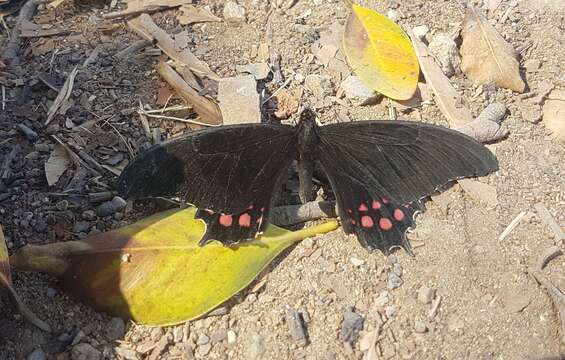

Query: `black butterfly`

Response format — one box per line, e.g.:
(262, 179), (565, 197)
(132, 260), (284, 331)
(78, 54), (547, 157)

(116, 110), (498, 255)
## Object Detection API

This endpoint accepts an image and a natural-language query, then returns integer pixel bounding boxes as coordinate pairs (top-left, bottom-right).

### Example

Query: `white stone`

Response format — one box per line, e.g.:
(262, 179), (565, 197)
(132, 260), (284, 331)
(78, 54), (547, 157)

(417, 286), (436, 304)
(412, 25), (429, 40)
(223, 1), (246, 22)
(227, 330), (237, 344)
(218, 75), (261, 125)
(428, 33), (460, 77)
(387, 9), (401, 22)
(350, 257), (365, 267)
(340, 75), (379, 106)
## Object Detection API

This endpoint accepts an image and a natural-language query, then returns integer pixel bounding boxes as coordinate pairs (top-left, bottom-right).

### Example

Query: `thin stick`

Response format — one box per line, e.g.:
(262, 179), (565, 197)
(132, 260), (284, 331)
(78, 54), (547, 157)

(138, 110), (221, 127)
(498, 211), (526, 241)
(1, 85), (5, 110)
(262, 77), (292, 104)
(143, 105), (190, 114)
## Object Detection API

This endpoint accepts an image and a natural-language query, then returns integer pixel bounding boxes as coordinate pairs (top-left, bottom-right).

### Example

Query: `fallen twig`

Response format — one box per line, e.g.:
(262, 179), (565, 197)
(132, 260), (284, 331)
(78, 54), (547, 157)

(115, 39), (151, 59)
(428, 295), (442, 319)
(498, 211), (526, 241)
(155, 61), (222, 125)
(528, 269), (565, 343)
(537, 246), (563, 272)
(534, 203), (565, 241)
(1, 0), (37, 65)
(128, 14), (219, 81)
(409, 30), (473, 127)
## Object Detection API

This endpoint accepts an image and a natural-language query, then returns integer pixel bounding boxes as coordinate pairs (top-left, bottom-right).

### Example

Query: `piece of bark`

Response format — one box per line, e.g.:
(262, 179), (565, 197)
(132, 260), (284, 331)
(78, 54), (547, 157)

(1, 0), (37, 65)
(114, 39), (151, 59)
(455, 102), (508, 142)
(460, 6), (525, 93)
(156, 62), (222, 125)
(128, 14), (219, 81)
(103, 0), (192, 19)
(409, 30), (473, 127)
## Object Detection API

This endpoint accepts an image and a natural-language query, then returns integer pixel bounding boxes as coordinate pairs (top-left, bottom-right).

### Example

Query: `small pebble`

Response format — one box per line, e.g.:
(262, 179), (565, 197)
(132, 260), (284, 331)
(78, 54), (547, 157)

(412, 25), (429, 39)
(71, 343), (102, 360)
(34, 143), (50, 153)
(197, 334), (210, 345)
(417, 286), (436, 304)
(414, 320), (428, 333)
(227, 330), (237, 344)
(339, 307), (364, 343)
(387, 272), (403, 290)
(27, 349), (46, 360)
(350, 257), (365, 267)
(223, 1), (246, 22)
(106, 317), (126, 340)
(385, 305), (397, 318)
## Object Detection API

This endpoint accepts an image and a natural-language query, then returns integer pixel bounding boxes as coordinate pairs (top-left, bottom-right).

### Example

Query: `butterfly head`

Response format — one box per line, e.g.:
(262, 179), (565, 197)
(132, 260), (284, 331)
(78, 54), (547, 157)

(298, 105), (317, 125)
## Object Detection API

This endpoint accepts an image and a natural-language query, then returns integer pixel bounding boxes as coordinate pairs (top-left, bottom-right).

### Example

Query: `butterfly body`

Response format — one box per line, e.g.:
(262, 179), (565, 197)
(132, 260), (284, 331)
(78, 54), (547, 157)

(117, 111), (498, 254)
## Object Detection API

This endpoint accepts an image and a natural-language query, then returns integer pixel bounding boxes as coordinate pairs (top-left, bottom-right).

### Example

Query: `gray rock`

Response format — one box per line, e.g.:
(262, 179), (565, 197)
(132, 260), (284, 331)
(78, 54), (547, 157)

(106, 317), (126, 340)
(223, 1), (246, 22)
(172, 326), (184, 343)
(71, 343), (102, 360)
(96, 196), (126, 217)
(218, 75), (261, 125)
(34, 143), (50, 153)
(304, 74), (333, 99)
(428, 33), (460, 77)
(340, 75), (379, 106)
(27, 349), (46, 360)
(236, 63), (271, 80)
(387, 272), (403, 290)
(339, 307), (364, 343)
(197, 334), (210, 345)
(414, 320), (428, 333)
(114, 346), (139, 360)
(417, 286), (435, 304)
(197, 343), (212, 357)
(73, 221), (91, 233)
(82, 210), (96, 221)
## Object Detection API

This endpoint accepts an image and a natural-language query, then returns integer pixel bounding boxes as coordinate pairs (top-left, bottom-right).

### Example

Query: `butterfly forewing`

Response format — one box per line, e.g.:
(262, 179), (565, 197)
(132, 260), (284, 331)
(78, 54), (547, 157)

(117, 123), (297, 244)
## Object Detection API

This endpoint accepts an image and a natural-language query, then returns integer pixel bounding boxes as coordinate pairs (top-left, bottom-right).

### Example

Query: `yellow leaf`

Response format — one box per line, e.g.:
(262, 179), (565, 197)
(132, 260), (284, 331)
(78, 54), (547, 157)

(10, 207), (338, 326)
(342, 2), (419, 100)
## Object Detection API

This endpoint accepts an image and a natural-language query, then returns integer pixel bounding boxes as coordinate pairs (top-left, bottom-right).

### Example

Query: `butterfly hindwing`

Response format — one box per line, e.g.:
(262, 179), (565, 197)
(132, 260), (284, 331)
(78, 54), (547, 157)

(317, 120), (497, 253)
(117, 123), (297, 244)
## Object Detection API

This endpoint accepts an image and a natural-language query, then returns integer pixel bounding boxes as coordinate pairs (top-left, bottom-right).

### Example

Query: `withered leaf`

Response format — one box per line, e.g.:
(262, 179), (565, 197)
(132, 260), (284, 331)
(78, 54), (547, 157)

(460, 6), (525, 93)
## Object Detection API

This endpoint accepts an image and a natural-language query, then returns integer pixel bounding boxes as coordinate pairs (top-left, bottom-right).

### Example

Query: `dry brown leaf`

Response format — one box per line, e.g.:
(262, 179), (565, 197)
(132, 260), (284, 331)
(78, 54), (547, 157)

(542, 89), (565, 143)
(409, 31), (473, 126)
(104, 0), (192, 19)
(45, 66), (78, 126)
(45, 144), (71, 186)
(460, 6), (525, 93)
(177, 4), (221, 25)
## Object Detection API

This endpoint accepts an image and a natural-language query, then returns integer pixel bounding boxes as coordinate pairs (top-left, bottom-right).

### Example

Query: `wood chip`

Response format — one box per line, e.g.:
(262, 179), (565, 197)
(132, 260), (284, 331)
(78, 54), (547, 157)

(534, 203), (565, 241)
(128, 14), (219, 80)
(409, 30), (473, 127)
(498, 211), (526, 241)
(156, 61), (222, 125)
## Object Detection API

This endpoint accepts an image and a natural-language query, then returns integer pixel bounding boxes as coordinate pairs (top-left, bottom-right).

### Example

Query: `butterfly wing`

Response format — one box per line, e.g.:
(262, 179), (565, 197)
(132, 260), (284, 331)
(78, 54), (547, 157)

(317, 120), (498, 254)
(117, 123), (297, 245)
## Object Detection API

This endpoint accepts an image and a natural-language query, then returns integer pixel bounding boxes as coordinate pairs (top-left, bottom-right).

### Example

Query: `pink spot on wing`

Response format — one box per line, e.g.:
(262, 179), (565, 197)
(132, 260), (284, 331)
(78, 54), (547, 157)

(239, 213), (251, 227)
(379, 218), (393, 230)
(372, 200), (381, 210)
(351, 219), (356, 225)
(358, 203), (369, 212)
(219, 214), (233, 227)
(382, 198), (390, 204)
(404, 204), (411, 208)
(346, 209), (353, 214)
(393, 209), (405, 221)
(247, 204), (254, 210)
(361, 216), (374, 228)
(205, 209), (214, 215)
(261, 207), (265, 212)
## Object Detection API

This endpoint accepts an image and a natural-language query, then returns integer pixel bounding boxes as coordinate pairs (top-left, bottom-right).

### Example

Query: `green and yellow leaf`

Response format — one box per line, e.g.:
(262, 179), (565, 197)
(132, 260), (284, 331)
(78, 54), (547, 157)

(10, 207), (338, 326)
